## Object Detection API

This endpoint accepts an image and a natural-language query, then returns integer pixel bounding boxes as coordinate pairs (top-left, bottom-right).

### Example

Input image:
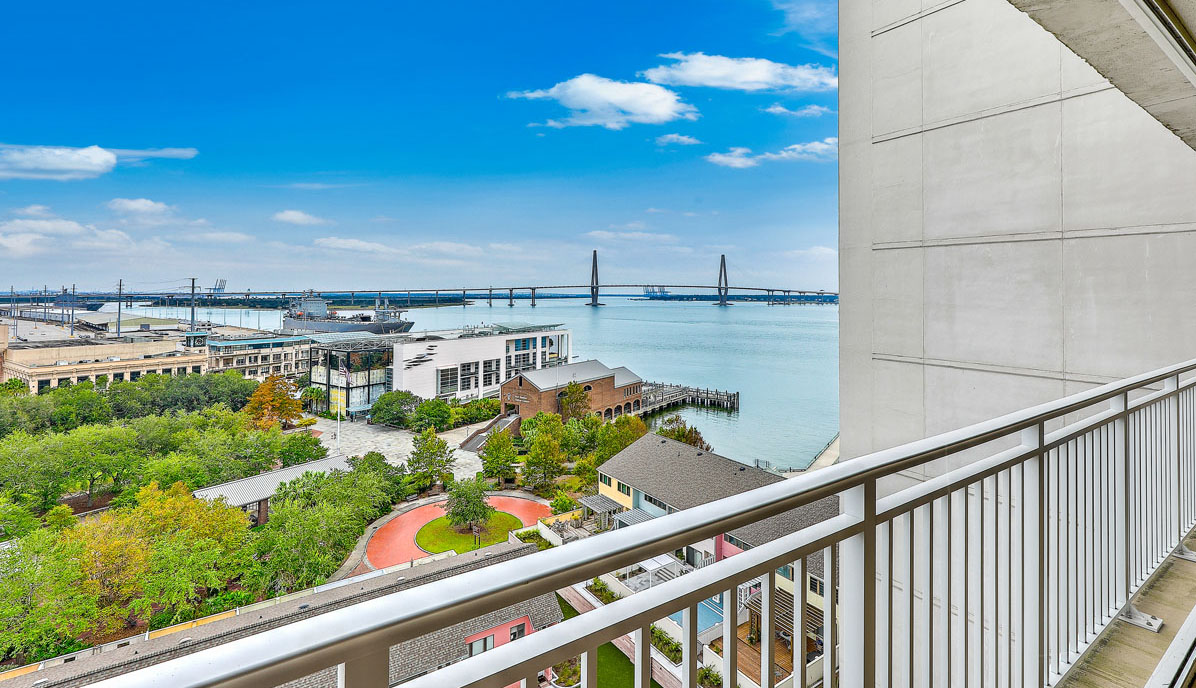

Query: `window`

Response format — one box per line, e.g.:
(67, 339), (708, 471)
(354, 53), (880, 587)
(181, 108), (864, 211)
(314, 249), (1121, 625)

(600, 474), (612, 487)
(723, 533), (750, 550)
(778, 564), (793, 580)
(642, 493), (667, 510)
(583, 385), (592, 392)
(510, 623), (526, 641)
(809, 576), (825, 597)
(438, 367), (459, 395)
(618, 481), (631, 496)
(468, 635), (495, 657)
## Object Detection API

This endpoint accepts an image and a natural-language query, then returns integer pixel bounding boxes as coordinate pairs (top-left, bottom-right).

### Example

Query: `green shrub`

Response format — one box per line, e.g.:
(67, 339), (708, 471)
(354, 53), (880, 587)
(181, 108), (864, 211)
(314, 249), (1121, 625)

(650, 624), (683, 663)
(586, 577), (618, 605)
(515, 530), (554, 551)
(550, 490), (578, 515)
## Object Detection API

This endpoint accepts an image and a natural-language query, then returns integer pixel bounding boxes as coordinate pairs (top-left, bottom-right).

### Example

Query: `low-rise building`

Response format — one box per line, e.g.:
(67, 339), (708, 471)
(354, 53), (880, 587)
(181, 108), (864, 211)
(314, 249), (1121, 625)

(392, 322), (571, 401)
(307, 332), (404, 418)
(596, 434), (838, 677)
(0, 325), (206, 393)
(192, 453), (349, 525)
(499, 359), (641, 422)
(207, 334), (312, 381)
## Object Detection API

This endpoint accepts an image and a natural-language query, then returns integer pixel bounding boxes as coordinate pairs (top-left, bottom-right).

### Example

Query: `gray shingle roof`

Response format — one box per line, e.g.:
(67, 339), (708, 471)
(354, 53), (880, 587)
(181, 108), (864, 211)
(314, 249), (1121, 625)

(613, 508), (656, 527)
(519, 359), (640, 391)
(192, 454), (351, 507)
(599, 434), (839, 577)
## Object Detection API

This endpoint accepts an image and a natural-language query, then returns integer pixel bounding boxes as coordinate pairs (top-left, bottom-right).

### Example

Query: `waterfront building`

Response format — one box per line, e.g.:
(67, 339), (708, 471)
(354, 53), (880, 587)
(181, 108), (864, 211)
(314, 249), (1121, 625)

(206, 334), (312, 381)
(499, 359), (640, 422)
(0, 325), (206, 393)
(306, 332), (403, 418)
(392, 323), (571, 401)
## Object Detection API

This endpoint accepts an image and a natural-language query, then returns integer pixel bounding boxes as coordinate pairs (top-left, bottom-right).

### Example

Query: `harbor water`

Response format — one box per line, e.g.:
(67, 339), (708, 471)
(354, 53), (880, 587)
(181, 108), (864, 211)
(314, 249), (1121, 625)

(118, 297), (839, 471)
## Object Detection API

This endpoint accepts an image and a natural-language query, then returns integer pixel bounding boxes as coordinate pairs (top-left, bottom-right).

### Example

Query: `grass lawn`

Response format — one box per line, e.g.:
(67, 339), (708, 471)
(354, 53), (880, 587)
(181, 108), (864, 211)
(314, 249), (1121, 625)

(415, 511), (522, 554)
(555, 594), (664, 688)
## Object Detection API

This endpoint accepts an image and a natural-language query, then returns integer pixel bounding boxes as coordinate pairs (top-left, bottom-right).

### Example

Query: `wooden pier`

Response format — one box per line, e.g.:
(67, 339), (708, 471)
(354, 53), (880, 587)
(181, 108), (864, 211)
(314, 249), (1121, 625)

(637, 382), (740, 415)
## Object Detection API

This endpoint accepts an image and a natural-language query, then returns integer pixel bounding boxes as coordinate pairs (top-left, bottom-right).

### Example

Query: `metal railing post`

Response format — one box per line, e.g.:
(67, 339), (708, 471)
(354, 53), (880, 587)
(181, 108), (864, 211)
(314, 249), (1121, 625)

(337, 649), (389, 688)
(1168, 376), (1181, 544)
(1022, 423), (1045, 687)
(839, 480), (876, 687)
(1113, 393), (1129, 607)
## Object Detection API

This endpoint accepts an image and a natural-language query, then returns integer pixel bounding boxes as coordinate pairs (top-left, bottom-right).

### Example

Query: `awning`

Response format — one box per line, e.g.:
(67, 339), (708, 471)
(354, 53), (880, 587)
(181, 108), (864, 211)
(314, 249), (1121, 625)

(579, 494), (622, 514)
(746, 587), (824, 637)
(637, 553), (679, 572)
(613, 508), (655, 528)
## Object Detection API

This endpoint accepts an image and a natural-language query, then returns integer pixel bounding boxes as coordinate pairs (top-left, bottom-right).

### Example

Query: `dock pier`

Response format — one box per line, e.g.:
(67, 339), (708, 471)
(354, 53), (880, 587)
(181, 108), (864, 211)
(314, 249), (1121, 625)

(637, 382), (740, 415)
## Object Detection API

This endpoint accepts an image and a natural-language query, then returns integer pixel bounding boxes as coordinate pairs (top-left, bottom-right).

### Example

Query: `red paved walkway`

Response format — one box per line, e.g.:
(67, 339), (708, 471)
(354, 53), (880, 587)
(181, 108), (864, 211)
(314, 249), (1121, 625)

(365, 496), (550, 569)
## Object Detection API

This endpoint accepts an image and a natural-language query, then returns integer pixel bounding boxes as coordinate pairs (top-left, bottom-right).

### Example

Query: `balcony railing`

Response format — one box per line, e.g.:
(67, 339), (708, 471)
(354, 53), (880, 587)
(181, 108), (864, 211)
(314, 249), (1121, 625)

(87, 359), (1196, 688)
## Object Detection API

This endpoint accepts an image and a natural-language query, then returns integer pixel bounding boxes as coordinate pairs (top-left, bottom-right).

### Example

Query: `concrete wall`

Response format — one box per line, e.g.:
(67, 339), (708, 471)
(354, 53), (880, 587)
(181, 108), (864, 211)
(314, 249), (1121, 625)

(840, 0), (1196, 484)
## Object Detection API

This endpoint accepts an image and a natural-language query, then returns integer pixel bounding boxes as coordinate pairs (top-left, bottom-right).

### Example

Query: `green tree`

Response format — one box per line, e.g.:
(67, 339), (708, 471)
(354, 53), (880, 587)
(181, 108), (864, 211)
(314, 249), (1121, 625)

(550, 490), (578, 514)
(299, 386), (325, 412)
(0, 528), (99, 663)
(278, 430), (328, 468)
(347, 451), (411, 502)
(480, 429), (518, 481)
(0, 430), (71, 511)
(369, 390), (422, 426)
(563, 415), (603, 458)
(573, 454), (598, 490)
(410, 398), (453, 432)
(594, 414), (649, 465)
(523, 430), (565, 491)
(407, 428), (456, 490)
(656, 414), (713, 451)
(42, 505), (76, 532)
(0, 496), (38, 541)
(444, 478), (495, 530)
(558, 381), (591, 421)
(0, 378), (29, 397)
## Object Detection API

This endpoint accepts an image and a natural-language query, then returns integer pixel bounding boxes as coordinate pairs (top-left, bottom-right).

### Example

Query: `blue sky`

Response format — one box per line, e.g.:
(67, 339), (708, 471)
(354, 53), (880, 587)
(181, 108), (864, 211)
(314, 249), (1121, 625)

(0, 1), (838, 293)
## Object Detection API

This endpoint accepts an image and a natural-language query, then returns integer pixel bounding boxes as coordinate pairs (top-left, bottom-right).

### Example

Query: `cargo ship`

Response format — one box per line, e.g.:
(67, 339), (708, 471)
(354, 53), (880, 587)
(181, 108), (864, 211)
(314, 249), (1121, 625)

(282, 294), (414, 334)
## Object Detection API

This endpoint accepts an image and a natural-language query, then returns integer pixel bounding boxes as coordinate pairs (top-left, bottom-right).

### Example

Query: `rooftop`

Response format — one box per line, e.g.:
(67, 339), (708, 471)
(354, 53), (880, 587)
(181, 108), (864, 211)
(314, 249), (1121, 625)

(600, 434), (838, 575)
(517, 359), (641, 391)
(192, 454), (350, 506)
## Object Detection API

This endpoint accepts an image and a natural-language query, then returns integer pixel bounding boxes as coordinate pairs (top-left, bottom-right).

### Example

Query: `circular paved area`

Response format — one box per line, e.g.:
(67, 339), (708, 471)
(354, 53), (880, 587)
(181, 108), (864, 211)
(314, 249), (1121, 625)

(364, 495), (551, 569)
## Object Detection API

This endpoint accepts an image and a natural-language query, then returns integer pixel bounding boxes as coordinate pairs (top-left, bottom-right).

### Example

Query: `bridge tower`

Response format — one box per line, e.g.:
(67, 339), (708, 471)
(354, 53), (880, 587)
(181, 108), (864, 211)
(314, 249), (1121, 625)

(716, 254), (729, 306)
(588, 249), (602, 306)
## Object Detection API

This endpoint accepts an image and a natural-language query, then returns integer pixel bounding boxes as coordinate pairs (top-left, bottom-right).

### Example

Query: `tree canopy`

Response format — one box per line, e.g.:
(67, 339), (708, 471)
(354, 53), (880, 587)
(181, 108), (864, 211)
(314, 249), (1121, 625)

(407, 428), (456, 489)
(243, 376), (303, 430)
(558, 381), (591, 421)
(369, 389), (422, 426)
(444, 478), (494, 530)
(656, 414), (712, 451)
(480, 428), (518, 481)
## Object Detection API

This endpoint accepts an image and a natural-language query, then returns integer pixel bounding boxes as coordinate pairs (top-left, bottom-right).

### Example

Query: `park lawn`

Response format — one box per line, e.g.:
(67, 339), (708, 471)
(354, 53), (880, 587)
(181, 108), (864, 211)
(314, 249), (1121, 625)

(555, 595), (664, 688)
(415, 511), (523, 554)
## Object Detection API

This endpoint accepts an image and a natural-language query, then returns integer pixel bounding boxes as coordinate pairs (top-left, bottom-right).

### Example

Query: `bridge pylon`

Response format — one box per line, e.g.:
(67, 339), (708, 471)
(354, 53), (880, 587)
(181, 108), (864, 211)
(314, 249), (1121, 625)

(588, 250), (602, 306)
(716, 254), (729, 306)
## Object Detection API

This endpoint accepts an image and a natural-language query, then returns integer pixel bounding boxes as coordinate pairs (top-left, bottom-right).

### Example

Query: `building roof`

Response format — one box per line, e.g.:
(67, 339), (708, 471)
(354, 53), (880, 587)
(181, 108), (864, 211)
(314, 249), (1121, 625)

(613, 508), (656, 528)
(209, 335), (311, 348)
(192, 454), (350, 506)
(6, 338), (116, 350)
(8, 542), (562, 688)
(579, 493), (622, 514)
(599, 434), (839, 577)
(518, 359), (640, 391)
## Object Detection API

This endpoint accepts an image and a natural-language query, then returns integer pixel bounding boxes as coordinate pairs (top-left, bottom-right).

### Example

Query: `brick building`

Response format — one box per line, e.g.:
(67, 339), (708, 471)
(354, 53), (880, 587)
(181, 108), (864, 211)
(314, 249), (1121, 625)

(499, 359), (642, 423)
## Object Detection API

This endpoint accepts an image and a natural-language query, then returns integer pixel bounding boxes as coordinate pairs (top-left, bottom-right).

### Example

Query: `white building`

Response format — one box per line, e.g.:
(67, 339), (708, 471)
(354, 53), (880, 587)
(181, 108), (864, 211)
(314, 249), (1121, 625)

(839, 0), (1196, 491)
(392, 322), (571, 400)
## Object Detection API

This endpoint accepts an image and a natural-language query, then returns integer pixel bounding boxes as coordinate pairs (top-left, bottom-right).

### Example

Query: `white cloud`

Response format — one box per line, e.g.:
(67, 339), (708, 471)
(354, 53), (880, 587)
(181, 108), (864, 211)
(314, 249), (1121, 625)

(704, 147), (760, 169)
(270, 182), (356, 190)
(71, 228), (135, 252)
(0, 144), (116, 180)
(772, 1), (839, 57)
(586, 229), (677, 242)
(13, 204), (52, 217)
(645, 207), (666, 213)
(488, 242), (522, 253)
(412, 241), (484, 256)
(787, 245), (837, 260)
(706, 138), (838, 168)
(763, 103), (832, 117)
(273, 209), (330, 225)
(195, 231), (253, 243)
(106, 197), (173, 215)
(642, 52), (837, 92)
(0, 233), (44, 257)
(508, 74), (698, 130)
(0, 218), (89, 235)
(655, 133), (702, 146)
(0, 144), (196, 181)
(313, 236), (400, 254)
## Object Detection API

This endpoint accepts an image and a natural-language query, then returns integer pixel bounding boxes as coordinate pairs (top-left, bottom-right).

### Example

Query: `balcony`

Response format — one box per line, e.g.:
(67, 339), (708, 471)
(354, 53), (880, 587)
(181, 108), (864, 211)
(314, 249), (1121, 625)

(72, 359), (1196, 687)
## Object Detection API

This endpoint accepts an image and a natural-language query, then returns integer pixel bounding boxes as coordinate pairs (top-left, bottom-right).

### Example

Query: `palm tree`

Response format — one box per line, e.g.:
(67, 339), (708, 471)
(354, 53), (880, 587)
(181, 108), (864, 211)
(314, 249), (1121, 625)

(300, 385), (326, 411)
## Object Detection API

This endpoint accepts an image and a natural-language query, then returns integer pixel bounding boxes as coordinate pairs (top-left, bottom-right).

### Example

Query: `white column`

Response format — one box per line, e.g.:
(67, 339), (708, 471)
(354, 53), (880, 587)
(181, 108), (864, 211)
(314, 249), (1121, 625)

(839, 481), (876, 687)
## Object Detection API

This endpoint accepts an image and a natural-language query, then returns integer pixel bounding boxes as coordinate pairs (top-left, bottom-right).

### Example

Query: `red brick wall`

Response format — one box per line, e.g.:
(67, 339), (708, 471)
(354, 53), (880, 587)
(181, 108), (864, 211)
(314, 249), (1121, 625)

(499, 374), (642, 426)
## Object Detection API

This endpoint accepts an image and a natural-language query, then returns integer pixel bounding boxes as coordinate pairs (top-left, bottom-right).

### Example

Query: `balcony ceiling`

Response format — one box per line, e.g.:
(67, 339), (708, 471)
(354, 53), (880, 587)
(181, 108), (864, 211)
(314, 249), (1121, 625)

(1010, 0), (1196, 149)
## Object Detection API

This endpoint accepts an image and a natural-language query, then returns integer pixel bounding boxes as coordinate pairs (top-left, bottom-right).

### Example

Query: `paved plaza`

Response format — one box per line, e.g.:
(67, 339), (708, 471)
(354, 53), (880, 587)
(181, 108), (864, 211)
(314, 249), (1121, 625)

(309, 416), (484, 480)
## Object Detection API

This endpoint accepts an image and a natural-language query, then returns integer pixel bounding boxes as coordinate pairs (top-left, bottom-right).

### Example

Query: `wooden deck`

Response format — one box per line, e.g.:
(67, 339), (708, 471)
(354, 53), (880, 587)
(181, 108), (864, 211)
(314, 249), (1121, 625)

(708, 622), (795, 686)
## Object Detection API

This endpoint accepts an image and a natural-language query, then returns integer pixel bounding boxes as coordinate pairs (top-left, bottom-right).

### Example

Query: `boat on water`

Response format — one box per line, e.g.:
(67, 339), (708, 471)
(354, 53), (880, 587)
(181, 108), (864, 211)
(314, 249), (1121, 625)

(282, 294), (414, 334)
